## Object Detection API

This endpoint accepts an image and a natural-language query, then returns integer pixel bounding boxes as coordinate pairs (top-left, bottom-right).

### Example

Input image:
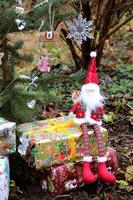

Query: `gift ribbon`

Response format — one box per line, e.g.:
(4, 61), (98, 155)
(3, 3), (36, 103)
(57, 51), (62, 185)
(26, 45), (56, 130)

(25, 119), (76, 160)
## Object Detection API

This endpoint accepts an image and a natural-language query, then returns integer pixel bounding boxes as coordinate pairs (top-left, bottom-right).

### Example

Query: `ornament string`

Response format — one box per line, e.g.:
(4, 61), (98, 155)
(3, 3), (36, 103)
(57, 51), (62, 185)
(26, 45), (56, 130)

(79, 0), (83, 13)
(33, 20), (44, 66)
(49, 1), (55, 31)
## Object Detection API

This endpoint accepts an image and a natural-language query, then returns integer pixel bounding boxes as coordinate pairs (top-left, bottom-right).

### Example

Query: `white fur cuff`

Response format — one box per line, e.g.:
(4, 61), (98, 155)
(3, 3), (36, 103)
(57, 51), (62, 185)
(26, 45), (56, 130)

(87, 131), (93, 135)
(98, 156), (107, 163)
(90, 51), (96, 57)
(83, 156), (92, 162)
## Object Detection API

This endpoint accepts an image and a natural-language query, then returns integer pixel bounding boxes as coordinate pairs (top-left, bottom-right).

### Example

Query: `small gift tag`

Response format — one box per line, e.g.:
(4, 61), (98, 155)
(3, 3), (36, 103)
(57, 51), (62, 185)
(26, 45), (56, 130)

(39, 31), (59, 42)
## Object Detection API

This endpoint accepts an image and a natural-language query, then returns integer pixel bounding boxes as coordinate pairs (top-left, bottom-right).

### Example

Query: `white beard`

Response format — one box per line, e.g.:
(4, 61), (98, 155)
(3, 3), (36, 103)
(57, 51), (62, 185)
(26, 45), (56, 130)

(80, 90), (105, 117)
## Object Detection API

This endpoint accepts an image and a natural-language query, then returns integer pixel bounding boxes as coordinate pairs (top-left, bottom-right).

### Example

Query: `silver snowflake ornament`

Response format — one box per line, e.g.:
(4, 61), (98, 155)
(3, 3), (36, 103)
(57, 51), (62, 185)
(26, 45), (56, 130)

(66, 13), (94, 45)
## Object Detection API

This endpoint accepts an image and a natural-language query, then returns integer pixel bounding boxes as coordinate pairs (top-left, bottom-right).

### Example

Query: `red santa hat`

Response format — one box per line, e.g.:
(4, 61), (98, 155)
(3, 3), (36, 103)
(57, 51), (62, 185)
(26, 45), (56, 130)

(81, 51), (100, 92)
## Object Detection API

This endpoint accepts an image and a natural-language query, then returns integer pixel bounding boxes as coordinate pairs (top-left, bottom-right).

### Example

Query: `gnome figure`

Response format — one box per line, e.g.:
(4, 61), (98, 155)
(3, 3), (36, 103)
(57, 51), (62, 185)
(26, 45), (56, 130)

(69, 52), (116, 184)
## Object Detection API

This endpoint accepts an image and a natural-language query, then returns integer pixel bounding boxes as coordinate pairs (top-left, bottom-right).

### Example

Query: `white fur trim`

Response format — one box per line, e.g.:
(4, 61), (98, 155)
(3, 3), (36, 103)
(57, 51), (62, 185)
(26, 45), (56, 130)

(81, 83), (99, 92)
(98, 156), (107, 163)
(87, 131), (93, 135)
(85, 116), (98, 125)
(90, 51), (96, 57)
(83, 156), (92, 162)
(73, 117), (87, 125)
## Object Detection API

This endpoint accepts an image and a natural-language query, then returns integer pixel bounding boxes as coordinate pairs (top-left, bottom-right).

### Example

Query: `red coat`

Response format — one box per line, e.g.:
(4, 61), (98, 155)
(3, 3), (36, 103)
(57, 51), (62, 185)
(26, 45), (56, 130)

(70, 101), (104, 121)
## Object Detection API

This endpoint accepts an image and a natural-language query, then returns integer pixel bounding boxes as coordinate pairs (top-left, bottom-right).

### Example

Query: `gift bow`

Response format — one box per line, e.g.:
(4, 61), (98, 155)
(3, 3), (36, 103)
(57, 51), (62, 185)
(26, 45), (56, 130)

(25, 119), (77, 160)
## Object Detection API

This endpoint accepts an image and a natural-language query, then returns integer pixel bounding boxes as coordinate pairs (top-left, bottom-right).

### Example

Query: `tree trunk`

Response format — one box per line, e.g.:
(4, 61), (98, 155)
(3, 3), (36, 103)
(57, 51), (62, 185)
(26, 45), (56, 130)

(1, 37), (11, 87)
(81, 2), (92, 68)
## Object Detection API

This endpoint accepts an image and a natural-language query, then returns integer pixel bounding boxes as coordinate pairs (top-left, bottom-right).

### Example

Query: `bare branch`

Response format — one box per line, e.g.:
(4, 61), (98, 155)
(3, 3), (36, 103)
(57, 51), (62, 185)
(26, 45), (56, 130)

(116, 2), (133, 11)
(95, 13), (133, 49)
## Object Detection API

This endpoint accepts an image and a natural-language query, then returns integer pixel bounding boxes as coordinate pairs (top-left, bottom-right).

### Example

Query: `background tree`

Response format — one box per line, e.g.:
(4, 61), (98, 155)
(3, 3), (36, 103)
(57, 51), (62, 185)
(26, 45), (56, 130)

(61, 0), (133, 69)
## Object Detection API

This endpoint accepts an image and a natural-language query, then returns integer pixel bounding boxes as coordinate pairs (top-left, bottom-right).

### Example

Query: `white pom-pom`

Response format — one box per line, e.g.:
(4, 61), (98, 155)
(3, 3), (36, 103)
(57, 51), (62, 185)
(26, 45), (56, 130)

(90, 51), (96, 57)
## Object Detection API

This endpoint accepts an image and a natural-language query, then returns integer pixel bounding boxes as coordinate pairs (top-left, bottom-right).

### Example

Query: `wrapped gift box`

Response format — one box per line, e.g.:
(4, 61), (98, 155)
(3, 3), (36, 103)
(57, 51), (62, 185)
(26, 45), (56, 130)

(0, 117), (16, 155)
(41, 162), (84, 196)
(41, 147), (118, 196)
(0, 156), (10, 200)
(18, 116), (108, 169)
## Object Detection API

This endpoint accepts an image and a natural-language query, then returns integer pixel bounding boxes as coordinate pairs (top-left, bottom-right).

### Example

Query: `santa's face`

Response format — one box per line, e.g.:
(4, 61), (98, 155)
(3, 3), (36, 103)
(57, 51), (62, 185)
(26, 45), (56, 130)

(80, 83), (104, 112)
(87, 88), (98, 97)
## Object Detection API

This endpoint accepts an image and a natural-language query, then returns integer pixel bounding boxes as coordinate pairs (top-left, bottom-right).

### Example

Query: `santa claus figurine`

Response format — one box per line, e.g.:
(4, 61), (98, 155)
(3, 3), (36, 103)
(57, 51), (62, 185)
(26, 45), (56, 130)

(69, 51), (116, 184)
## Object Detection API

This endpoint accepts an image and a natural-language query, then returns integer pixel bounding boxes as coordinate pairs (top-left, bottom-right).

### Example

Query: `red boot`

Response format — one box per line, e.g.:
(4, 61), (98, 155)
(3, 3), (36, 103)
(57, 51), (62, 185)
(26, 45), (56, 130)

(98, 157), (116, 184)
(83, 156), (97, 183)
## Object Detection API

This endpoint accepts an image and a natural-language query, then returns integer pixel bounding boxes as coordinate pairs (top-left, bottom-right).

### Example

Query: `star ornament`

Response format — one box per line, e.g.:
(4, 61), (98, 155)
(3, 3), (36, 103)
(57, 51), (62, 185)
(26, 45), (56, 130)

(66, 13), (94, 45)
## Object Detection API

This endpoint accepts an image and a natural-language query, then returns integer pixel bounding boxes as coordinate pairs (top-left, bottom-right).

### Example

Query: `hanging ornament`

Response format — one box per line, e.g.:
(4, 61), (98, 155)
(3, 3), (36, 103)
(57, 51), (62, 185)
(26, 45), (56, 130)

(15, 0), (23, 4)
(26, 76), (38, 109)
(0, 52), (4, 65)
(39, 31), (59, 42)
(15, 7), (24, 14)
(39, 1), (58, 42)
(27, 100), (36, 109)
(15, 19), (26, 30)
(18, 134), (29, 155)
(26, 76), (38, 91)
(37, 56), (50, 72)
(66, 13), (94, 45)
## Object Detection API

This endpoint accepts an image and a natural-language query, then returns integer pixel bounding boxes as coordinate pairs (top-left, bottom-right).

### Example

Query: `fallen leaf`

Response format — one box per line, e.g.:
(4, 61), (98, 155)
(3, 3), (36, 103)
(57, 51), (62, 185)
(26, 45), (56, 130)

(125, 165), (133, 181)
(116, 180), (128, 189)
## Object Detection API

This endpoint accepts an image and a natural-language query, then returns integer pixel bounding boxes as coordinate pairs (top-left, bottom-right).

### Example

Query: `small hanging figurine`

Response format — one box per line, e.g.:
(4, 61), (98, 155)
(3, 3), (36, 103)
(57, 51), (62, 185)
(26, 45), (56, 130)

(69, 51), (116, 184)
(37, 56), (50, 72)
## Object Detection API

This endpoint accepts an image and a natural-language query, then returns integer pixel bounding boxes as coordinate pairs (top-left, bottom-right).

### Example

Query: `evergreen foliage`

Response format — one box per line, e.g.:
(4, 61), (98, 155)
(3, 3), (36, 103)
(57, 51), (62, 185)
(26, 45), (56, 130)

(0, 0), (75, 122)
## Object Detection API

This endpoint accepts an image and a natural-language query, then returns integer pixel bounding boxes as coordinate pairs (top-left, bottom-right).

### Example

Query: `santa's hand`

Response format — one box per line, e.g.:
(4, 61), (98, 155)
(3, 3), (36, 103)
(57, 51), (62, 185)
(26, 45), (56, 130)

(103, 114), (108, 122)
(96, 120), (102, 126)
(103, 114), (113, 123)
(69, 112), (76, 118)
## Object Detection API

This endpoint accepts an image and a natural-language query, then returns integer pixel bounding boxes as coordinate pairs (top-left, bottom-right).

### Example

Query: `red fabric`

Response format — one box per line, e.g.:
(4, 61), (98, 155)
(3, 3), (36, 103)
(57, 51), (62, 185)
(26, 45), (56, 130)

(70, 101), (104, 121)
(98, 162), (116, 184)
(81, 124), (90, 156)
(93, 125), (106, 157)
(84, 58), (99, 84)
(83, 162), (96, 183)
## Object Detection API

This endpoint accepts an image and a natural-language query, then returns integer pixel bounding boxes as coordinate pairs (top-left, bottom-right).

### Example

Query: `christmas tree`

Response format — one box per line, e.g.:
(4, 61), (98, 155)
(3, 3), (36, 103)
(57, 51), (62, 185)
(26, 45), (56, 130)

(0, 0), (75, 122)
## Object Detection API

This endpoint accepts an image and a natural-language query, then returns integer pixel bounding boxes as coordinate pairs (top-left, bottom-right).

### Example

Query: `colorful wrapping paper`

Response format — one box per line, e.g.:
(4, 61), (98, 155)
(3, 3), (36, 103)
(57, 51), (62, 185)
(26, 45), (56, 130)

(0, 156), (10, 200)
(41, 162), (84, 196)
(41, 147), (118, 196)
(18, 116), (108, 169)
(0, 117), (16, 155)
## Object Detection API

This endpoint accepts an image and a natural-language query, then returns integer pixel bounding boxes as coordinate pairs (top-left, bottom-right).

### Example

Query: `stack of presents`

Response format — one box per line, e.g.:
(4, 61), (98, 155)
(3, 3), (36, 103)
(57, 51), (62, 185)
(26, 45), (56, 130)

(0, 116), (118, 198)
(0, 52), (118, 198)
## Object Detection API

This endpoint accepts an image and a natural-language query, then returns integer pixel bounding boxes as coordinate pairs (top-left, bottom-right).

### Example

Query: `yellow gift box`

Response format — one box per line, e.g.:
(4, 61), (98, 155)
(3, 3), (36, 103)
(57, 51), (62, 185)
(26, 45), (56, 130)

(18, 116), (108, 169)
